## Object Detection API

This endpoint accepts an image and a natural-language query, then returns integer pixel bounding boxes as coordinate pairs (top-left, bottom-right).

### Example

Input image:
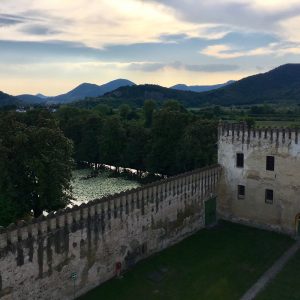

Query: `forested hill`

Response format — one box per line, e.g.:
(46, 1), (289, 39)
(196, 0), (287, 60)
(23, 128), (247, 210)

(0, 91), (20, 107)
(73, 84), (207, 108)
(73, 64), (300, 108)
(196, 63), (300, 105)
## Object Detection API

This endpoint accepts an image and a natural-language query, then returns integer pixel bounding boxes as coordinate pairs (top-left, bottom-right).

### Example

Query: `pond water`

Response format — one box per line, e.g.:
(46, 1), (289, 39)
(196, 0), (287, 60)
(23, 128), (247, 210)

(71, 169), (141, 206)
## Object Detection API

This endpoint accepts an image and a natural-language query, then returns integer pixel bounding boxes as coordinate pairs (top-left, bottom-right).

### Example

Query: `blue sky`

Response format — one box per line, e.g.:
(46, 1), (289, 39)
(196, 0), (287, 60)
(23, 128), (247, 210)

(0, 0), (300, 95)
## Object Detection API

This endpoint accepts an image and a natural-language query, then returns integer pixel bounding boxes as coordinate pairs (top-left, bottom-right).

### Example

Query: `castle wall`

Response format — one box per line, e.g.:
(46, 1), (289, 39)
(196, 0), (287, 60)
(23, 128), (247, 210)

(0, 165), (220, 300)
(218, 123), (300, 235)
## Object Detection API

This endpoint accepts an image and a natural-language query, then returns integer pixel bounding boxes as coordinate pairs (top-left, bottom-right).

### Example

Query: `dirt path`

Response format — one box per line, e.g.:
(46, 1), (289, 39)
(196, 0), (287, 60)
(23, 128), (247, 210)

(240, 240), (300, 300)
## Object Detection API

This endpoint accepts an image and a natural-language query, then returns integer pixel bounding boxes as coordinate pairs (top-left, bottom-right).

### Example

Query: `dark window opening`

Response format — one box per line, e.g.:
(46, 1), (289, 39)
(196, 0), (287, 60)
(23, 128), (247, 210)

(236, 153), (244, 168)
(266, 156), (275, 171)
(238, 185), (245, 199)
(265, 189), (274, 204)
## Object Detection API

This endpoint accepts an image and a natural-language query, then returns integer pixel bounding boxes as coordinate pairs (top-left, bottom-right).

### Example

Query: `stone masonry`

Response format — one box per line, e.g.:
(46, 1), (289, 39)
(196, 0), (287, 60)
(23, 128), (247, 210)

(0, 165), (221, 300)
(218, 123), (300, 235)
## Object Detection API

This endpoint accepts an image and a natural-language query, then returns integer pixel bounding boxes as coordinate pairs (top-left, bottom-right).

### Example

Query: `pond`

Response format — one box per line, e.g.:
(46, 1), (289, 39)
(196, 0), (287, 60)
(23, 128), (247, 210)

(71, 169), (141, 206)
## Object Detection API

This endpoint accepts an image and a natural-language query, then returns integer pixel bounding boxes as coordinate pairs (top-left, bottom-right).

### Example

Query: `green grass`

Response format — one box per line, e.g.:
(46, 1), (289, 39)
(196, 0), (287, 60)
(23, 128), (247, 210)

(256, 120), (300, 128)
(78, 222), (293, 300)
(256, 249), (300, 300)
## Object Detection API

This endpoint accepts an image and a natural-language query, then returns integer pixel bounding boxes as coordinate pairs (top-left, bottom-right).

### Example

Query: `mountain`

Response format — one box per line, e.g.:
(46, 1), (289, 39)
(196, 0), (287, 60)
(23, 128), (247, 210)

(16, 79), (135, 105)
(36, 93), (48, 99)
(73, 84), (206, 108)
(49, 79), (135, 103)
(196, 64), (300, 105)
(73, 64), (300, 108)
(0, 91), (21, 107)
(171, 81), (235, 92)
(17, 94), (47, 104)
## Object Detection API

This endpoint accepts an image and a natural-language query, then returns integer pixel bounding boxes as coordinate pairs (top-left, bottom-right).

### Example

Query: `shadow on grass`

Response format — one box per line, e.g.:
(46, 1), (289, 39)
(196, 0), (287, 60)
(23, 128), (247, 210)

(78, 221), (293, 300)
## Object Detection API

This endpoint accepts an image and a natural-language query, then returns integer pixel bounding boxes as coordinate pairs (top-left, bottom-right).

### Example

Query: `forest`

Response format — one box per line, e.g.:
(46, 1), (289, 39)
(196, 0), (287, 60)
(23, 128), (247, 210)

(0, 101), (218, 226)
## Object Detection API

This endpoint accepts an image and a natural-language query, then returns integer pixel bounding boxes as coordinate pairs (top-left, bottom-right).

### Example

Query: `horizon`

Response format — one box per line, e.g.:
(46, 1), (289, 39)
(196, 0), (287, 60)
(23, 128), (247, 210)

(1, 0), (300, 95)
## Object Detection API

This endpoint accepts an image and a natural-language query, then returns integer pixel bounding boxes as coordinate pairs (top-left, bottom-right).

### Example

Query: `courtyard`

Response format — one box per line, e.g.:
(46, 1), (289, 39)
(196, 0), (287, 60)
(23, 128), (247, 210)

(78, 221), (295, 300)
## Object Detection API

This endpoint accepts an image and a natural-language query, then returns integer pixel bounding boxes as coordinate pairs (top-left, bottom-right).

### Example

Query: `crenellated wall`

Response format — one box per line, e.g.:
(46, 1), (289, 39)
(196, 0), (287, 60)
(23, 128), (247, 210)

(218, 122), (300, 235)
(0, 165), (221, 300)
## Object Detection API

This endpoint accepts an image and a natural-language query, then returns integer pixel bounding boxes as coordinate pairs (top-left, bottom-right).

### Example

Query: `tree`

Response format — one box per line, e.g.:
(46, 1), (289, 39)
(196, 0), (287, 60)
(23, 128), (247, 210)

(147, 108), (189, 175)
(0, 110), (73, 225)
(100, 116), (126, 171)
(143, 100), (156, 127)
(119, 104), (132, 120)
(179, 120), (218, 171)
(123, 123), (150, 175)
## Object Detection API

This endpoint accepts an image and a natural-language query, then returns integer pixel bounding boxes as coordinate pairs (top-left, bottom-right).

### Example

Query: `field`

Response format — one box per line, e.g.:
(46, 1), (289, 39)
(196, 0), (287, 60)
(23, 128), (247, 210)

(71, 169), (140, 205)
(78, 222), (293, 300)
(256, 249), (300, 300)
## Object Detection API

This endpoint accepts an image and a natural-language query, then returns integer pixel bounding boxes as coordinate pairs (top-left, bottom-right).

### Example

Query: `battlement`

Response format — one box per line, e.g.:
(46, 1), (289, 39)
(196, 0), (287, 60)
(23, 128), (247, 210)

(0, 164), (221, 251)
(218, 122), (299, 145)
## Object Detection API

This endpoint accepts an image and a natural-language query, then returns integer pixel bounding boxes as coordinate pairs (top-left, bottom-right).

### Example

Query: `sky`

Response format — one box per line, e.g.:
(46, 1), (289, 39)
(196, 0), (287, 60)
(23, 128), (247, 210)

(0, 0), (300, 95)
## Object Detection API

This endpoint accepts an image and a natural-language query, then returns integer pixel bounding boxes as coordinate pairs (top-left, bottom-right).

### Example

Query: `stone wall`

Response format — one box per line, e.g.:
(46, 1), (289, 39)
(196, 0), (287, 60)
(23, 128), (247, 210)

(218, 123), (300, 235)
(0, 165), (220, 300)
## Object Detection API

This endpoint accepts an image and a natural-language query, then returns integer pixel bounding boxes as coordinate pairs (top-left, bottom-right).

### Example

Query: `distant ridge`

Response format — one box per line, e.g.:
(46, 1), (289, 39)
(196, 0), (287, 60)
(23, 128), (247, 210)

(47, 79), (135, 104)
(194, 63), (300, 105)
(8, 64), (300, 108)
(171, 80), (235, 92)
(36, 93), (48, 99)
(17, 94), (47, 104)
(0, 91), (20, 107)
(17, 79), (136, 104)
(73, 64), (300, 108)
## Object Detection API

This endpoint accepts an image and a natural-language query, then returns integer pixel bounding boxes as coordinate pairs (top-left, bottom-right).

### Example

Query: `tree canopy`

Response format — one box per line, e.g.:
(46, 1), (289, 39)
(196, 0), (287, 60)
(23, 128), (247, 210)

(0, 110), (73, 226)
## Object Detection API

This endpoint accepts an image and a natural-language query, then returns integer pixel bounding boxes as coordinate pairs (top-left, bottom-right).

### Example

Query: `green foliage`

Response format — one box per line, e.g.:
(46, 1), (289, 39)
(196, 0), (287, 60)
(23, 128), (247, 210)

(119, 104), (132, 120)
(179, 120), (217, 171)
(100, 116), (126, 169)
(55, 101), (218, 177)
(143, 100), (156, 128)
(0, 110), (73, 225)
(147, 107), (189, 175)
(123, 123), (150, 173)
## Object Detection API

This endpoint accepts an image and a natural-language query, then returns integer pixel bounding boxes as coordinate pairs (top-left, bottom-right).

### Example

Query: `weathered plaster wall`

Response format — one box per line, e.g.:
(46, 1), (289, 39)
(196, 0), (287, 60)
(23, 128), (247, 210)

(0, 165), (220, 300)
(218, 123), (300, 235)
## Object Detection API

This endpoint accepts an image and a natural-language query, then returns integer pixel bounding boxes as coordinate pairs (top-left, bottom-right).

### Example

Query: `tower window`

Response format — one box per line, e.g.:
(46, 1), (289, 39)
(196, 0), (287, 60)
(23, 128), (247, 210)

(237, 185), (245, 199)
(265, 189), (274, 204)
(236, 153), (244, 168)
(266, 156), (275, 171)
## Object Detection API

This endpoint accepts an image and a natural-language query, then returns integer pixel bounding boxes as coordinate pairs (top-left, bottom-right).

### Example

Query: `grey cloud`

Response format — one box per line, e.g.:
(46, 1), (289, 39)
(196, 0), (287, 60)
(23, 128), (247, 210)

(127, 62), (165, 72)
(185, 64), (239, 72)
(127, 61), (239, 73)
(159, 33), (189, 42)
(0, 13), (29, 26)
(21, 25), (61, 35)
(145, 0), (300, 31)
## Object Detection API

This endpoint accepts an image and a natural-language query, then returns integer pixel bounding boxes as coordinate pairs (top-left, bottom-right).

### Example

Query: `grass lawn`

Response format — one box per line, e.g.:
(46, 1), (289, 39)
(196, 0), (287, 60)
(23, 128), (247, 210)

(256, 249), (300, 300)
(78, 221), (293, 300)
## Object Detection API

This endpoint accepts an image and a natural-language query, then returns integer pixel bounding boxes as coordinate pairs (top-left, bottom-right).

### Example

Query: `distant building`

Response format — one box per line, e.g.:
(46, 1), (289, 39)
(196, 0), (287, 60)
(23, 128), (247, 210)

(15, 108), (27, 113)
(218, 123), (300, 236)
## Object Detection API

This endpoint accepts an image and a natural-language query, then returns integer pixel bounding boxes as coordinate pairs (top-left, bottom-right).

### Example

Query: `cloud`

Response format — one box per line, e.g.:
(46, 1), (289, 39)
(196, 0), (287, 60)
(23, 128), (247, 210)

(0, 0), (300, 95)
(21, 25), (61, 35)
(146, 0), (300, 31)
(185, 63), (239, 72)
(0, 13), (30, 26)
(126, 61), (239, 73)
(201, 42), (300, 59)
(0, 0), (206, 47)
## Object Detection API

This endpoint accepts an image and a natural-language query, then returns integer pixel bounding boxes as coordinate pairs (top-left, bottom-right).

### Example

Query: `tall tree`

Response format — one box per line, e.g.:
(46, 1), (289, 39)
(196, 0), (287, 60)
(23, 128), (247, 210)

(123, 123), (150, 175)
(0, 111), (73, 225)
(147, 104), (189, 175)
(100, 116), (126, 171)
(143, 100), (156, 128)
